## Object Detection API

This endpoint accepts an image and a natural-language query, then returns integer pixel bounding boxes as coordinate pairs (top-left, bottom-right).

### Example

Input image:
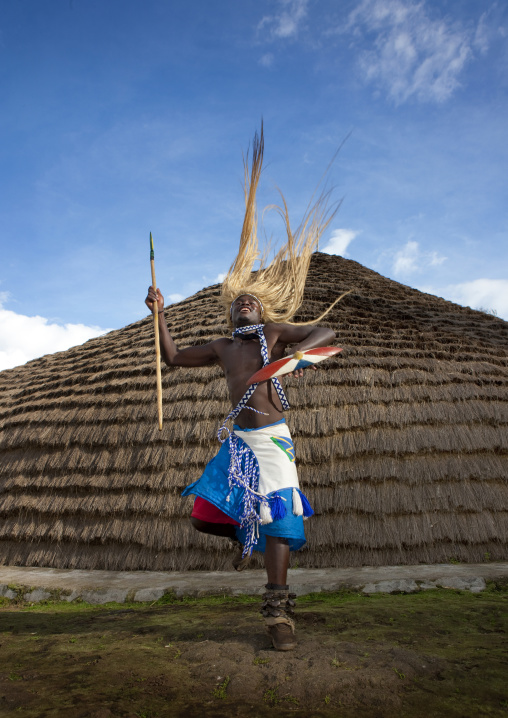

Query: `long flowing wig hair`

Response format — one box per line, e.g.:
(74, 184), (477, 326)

(220, 124), (349, 328)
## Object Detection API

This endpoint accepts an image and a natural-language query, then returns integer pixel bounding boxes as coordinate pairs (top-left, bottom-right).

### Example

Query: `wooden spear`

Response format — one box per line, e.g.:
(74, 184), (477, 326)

(150, 232), (163, 430)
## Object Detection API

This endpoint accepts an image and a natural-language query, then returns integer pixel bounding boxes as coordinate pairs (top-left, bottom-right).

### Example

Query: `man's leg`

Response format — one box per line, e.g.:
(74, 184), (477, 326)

(262, 536), (297, 651)
(190, 516), (237, 538)
(190, 503), (250, 571)
(264, 535), (289, 585)
(190, 517), (251, 570)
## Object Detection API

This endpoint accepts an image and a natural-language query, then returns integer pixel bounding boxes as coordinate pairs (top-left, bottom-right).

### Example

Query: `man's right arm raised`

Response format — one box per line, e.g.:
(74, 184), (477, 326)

(145, 286), (221, 368)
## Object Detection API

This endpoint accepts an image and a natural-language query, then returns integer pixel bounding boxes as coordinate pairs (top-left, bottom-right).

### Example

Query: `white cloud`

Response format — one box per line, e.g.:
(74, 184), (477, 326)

(428, 252), (447, 267)
(473, 6), (502, 55)
(259, 52), (275, 67)
(258, 0), (309, 40)
(474, 11), (491, 55)
(214, 272), (227, 284)
(347, 0), (473, 103)
(435, 278), (508, 320)
(167, 293), (185, 304)
(393, 240), (419, 273)
(393, 240), (446, 275)
(321, 228), (359, 256)
(0, 295), (112, 372)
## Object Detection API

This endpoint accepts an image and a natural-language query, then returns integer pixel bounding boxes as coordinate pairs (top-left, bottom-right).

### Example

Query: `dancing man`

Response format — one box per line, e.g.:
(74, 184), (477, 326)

(145, 126), (343, 651)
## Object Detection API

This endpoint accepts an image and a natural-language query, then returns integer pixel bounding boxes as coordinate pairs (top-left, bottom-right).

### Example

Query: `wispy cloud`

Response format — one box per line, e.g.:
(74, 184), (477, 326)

(433, 278), (508, 320)
(258, 0), (309, 40)
(256, 0), (492, 103)
(259, 52), (275, 67)
(474, 11), (492, 55)
(321, 228), (359, 256)
(473, 5), (505, 55)
(344, 0), (475, 103)
(393, 240), (446, 275)
(0, 293), (111, 372)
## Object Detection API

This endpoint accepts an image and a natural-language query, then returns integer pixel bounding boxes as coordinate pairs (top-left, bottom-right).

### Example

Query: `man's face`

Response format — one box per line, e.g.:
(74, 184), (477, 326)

(231, 294), (262, 327)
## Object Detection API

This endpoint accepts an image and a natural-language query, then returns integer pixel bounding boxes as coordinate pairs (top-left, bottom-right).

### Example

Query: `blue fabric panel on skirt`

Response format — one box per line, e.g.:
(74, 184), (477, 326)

(182, 440), (306, 553)
(235, 487), (306, 553)
(181, 440), (245, 524)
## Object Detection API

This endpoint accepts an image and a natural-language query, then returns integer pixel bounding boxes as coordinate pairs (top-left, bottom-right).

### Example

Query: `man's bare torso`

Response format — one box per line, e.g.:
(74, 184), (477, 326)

(212, 324), (289, 429)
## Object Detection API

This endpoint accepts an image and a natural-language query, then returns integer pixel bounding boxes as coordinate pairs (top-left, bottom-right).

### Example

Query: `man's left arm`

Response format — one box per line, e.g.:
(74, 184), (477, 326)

(270, 324), (337, 378)
(275, 324), (336, 353)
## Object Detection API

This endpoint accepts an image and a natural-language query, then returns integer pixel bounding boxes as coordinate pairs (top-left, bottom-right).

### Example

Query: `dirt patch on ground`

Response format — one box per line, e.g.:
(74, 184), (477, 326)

(0, 587), (507, 717)
(180, 636), (441, 713)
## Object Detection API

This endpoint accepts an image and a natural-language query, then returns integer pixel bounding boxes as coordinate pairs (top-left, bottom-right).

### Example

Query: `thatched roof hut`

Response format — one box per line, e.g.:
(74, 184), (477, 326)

(1, 253), (507, 571)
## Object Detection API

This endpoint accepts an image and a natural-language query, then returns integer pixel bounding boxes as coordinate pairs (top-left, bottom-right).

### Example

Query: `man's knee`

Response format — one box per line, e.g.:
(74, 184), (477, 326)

(190, 516), (237, 538)
(266, 535), (289, 546)
(190, 517), (208, 533)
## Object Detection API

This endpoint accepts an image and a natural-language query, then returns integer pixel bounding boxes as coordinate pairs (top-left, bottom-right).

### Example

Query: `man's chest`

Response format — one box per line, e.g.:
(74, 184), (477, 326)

(224, 340), (264, 372)
(217, 333), (285, 375)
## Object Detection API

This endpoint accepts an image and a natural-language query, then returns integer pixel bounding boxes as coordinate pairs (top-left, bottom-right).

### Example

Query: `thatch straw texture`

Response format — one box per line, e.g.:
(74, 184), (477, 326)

(0, 253), (507, 570)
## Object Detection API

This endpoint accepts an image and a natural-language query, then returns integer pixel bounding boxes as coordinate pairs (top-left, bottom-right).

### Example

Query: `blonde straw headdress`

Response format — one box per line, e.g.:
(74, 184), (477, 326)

(220, 123), (350, 328)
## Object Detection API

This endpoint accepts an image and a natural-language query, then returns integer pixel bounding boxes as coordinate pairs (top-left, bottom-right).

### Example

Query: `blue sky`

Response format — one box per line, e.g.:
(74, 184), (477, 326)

(1, 0), (507, 370)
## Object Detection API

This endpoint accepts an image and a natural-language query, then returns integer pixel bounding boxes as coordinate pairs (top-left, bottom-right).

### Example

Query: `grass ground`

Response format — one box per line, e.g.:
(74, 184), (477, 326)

(0, 583), (507, 717)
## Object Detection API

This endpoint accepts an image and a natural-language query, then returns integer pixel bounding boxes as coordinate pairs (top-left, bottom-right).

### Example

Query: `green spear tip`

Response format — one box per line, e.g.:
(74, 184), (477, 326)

(150, 232), (154, 260)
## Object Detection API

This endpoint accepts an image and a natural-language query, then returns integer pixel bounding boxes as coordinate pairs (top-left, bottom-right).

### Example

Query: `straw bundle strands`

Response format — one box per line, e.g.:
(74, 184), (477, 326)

(0, 253), (507, 570)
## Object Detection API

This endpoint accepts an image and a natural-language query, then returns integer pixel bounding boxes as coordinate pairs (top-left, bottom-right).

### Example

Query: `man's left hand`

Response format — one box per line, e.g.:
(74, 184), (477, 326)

(292, 365), (318, 379)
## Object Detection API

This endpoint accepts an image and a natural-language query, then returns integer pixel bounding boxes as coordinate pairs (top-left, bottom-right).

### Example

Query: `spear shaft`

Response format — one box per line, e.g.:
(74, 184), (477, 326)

(150, 232), (163, 430)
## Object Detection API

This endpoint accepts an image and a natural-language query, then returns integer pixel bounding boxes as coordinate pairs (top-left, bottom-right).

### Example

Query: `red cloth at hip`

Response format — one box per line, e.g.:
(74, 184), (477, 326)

(191, 496), (240, 525)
